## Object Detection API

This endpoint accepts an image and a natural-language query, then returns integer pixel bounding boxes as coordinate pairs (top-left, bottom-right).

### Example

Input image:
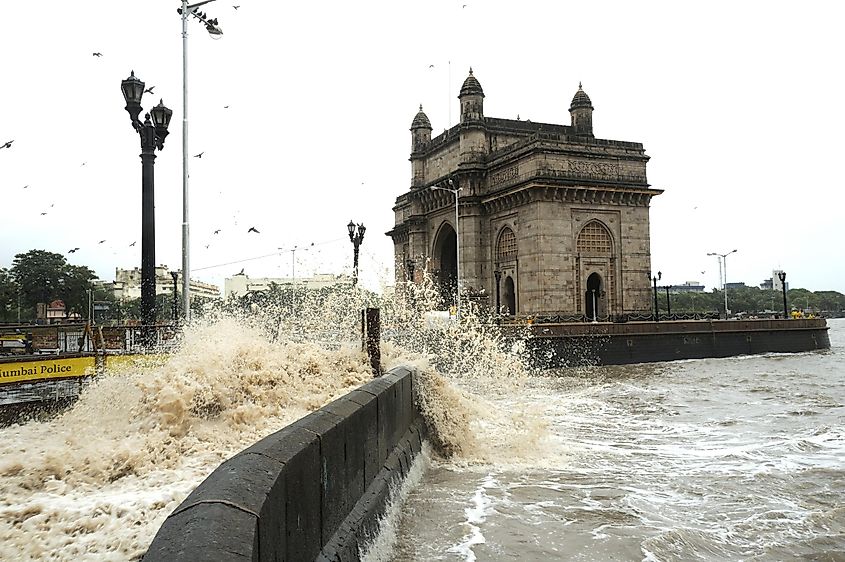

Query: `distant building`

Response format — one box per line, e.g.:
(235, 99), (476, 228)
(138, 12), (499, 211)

(224, 273), (353, 299)
(101, 266), (221, 302)
(724, 282), (746, 290)
(761, 271), (788, 291)
(669, 281), (705, 293)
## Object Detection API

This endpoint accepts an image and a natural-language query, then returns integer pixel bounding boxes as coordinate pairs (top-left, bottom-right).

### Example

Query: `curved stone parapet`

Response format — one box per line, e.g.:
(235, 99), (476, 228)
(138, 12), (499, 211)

(144, 365), (425, 561)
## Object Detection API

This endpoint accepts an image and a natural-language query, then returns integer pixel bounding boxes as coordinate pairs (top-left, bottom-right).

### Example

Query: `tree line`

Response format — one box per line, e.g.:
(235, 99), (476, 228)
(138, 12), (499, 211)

(2, 249), (844, 323)
(0, 249), (208, 323)
(655, 285), (845, 316)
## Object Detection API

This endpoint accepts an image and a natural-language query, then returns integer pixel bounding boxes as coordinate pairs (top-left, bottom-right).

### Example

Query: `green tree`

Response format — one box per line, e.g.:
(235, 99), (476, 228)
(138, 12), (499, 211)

(10, 249), (100, 321)
(11, 250), (67, 314)
(61, 264), (99, 317)
(0, 268), (19, 322)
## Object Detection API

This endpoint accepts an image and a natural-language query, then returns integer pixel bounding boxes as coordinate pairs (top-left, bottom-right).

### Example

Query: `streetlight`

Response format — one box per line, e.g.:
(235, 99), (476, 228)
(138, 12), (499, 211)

(347, 221), (366, 287)
(430, 178), (461, 322)
(494, 268), (502, 315)
(778, 271), (788, 318)
(121, 70), (173, 346)
(652, 271), (661, 321)
(178, 0), (223, 325)
(707, 249), (738, 319)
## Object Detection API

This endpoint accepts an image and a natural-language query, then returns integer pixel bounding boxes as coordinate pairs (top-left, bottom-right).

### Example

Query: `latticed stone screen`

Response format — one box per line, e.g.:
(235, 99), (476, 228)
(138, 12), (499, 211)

(497, 228), (517, 260)
(576, 221), (612, 254)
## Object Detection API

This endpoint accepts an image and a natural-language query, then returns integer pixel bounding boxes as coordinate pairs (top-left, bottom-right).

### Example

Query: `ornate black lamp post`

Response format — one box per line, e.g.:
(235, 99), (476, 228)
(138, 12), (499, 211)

(494, 268), (502, 315)
(122, 71), (172, 345)
(778, 271), (788, 318)
(347, 221), (366, 287)
(652, 271), (661, 321)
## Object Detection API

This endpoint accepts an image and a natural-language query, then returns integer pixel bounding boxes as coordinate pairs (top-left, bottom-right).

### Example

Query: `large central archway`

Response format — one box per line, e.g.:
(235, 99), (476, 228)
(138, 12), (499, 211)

(433, 223), (457, 307)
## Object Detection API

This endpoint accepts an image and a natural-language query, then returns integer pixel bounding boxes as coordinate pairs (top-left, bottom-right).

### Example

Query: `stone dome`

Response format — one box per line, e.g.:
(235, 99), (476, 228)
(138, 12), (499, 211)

(459, 68), (485, 97)
(411, 105), (432, 129)
(569, 82), (593, 110)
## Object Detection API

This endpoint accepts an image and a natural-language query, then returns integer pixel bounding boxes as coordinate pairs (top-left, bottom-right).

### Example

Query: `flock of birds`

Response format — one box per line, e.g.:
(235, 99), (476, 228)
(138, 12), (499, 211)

(1, 3), (268, 270)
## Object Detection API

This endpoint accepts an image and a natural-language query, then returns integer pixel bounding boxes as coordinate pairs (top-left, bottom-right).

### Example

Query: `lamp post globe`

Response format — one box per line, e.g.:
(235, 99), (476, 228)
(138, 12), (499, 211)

(121, 71), (145, 125)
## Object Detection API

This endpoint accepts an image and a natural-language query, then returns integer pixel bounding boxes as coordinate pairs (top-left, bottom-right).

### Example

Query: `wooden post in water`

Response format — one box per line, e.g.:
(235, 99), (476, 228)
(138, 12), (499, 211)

(362, 307), (381, 377)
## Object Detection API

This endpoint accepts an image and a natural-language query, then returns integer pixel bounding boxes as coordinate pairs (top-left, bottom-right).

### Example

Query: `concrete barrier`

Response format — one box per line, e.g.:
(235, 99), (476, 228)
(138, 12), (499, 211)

(144, 365), (426, 562)
(521, 318), (831, 367)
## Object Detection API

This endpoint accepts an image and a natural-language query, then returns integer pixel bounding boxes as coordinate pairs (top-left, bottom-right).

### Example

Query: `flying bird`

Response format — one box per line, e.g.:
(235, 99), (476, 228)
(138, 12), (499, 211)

(428, 64), (434, 68)
(144, 86), (155, 94)
(81, 162), (87, 166)
(92, 52), (103, 57)
(40, 212), (47, 216)
(238, 268), (244, 275)
(247, 227), (260, 234)
(194, 152), (205, 158)
(213, 229), (221, 234)
(22, 185), (29, 189)
(98, 240), (106, 244)
(69, 248), (80, 253)
(233, 5), (240, 9)
(223, 105), (230, 109)
(1, 140), (13, 149)
(129, 241), (136, 247)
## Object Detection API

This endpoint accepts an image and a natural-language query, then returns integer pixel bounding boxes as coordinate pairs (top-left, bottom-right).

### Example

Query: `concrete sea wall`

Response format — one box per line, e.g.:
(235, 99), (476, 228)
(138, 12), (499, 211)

(524, 318), (831, 367)
(144, 365), (425, 562)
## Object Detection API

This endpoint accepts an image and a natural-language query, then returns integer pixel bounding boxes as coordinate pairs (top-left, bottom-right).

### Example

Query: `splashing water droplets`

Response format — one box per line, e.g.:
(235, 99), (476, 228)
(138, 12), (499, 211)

(0, 275), (543, 559)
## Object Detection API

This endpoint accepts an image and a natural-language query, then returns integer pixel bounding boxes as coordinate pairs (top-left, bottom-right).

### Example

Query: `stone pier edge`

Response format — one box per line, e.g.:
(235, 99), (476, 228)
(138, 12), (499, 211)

(144, 365), (426, 562)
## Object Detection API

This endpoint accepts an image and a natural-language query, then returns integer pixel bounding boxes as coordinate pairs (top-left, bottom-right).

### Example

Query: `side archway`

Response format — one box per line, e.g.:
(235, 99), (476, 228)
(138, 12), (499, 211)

(432, 222), (457, 307)
(575, 220), (614, 318)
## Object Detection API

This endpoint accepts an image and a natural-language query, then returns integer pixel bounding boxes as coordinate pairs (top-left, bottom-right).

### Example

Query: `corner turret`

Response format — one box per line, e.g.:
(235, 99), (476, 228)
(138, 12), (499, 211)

(410, 104), (432, 152)
(569, 82), (594, 138)
(459, 68), (485, 123)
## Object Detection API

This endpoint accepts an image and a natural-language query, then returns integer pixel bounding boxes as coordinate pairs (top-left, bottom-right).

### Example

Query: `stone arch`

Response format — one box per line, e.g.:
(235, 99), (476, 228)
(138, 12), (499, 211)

(503, 276), (516, 315)
(585, 272), (603, 320)
(575, 220), (615, 318)
(496, 227), (518, 261)
(576, 220), (613, 254)
(432, 221), (457, 307)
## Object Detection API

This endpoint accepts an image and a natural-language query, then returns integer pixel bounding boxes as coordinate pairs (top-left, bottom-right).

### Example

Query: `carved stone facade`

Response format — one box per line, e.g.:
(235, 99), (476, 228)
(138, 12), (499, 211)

(387, 71), (663, 318)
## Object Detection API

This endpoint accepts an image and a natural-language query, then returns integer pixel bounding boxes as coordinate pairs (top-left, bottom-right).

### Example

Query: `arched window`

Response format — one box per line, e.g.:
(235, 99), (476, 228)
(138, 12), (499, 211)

(497, 227), (517, 261)
(576, 220), (612, 254)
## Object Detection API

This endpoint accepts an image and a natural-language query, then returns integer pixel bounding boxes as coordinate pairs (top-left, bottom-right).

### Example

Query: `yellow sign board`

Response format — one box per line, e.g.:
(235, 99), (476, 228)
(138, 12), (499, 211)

(0, 356), (95, 384)
(0, 334), (26, 341)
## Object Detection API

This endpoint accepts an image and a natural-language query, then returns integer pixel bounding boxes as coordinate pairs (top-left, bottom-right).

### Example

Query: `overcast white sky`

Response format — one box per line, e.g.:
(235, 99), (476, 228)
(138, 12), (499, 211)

(2, 1), (843, 294)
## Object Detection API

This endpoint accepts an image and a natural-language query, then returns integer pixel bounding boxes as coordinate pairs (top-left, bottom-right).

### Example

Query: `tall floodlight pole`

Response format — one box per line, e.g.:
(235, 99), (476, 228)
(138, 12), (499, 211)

(430, 178), (461, 322)
(708, 249), (737, 319)
(179, 0), (222, 324)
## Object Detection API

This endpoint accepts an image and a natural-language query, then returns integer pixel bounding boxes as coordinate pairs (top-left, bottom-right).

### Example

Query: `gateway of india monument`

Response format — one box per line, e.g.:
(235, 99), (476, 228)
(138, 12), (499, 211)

(387, 69), (663, 319)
